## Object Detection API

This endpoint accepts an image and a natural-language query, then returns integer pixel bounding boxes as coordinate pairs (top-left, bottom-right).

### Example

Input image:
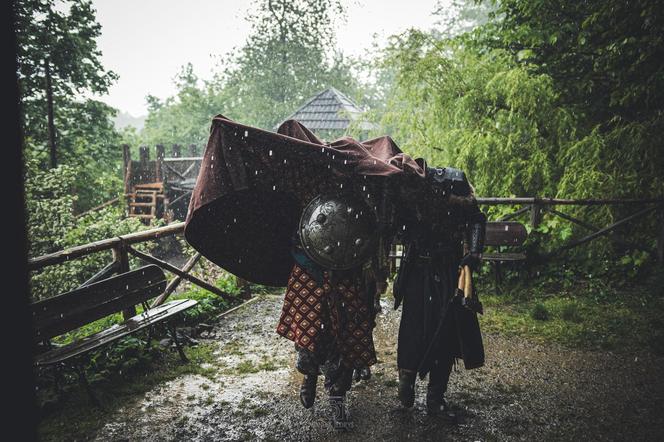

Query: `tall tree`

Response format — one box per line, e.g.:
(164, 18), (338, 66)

(141, 0), (361, 146)
(220, 0), (359, 129)
(15, 0), (118, 168)
(432, 0), (496, 38)
(482, 0), (664, 199)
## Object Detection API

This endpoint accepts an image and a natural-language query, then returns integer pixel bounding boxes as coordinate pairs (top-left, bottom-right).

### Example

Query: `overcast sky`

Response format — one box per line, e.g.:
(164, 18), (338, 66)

(93, 0), (445, 116)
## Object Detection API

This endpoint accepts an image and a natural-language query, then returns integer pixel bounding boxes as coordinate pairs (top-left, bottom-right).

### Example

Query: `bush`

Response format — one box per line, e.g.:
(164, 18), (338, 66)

(531, 302), (549, 321)
(24, 157), (158, 300)
(560, 302), (582, 323)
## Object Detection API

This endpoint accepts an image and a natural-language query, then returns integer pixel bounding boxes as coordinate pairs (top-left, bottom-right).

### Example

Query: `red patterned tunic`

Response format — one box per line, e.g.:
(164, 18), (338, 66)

(276, 264), (377, 368)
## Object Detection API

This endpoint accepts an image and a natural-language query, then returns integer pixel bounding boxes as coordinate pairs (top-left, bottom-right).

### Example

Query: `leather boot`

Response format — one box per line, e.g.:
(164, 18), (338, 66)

(398, 369), (416, 408)
(426, 382), (447, 415)
(329, 395), (353, 430)
(353, 367), (372, 382)
(426, 363), (456, 420)
(299, 374), (318, 409)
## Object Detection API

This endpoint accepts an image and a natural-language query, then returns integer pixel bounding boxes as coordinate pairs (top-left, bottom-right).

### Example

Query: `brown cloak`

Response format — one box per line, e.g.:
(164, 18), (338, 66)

(184, 115), (425, 286)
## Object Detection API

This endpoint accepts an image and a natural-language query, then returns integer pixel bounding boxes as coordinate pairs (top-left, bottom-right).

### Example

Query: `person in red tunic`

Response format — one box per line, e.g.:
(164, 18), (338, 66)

(276, 196), (389, 429)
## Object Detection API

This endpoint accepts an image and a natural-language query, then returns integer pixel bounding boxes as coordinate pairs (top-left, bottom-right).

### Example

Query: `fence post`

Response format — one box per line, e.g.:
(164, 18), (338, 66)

(530, 198), (543, 229)
(189, 144), (197, 157)
(235, 276), (251, 299)
(156, 144), (165, 182)
(172, 144), (181, 158)
(139, 145), (150, 168)
(122, 144), (131, 195)
(112, 241), (135, 320)
(658, 207), (664, 265)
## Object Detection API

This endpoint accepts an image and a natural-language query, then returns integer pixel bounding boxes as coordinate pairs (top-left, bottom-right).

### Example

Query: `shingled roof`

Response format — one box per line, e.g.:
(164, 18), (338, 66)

(274, 87), (375, 132)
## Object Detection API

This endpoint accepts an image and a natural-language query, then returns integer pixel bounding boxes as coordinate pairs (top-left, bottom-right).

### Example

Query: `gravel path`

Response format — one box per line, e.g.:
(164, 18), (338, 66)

(95, 294), (664, 441)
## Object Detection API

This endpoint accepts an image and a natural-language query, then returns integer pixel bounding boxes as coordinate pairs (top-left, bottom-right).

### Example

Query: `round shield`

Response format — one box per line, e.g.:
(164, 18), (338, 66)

(299, 193), (377, 270)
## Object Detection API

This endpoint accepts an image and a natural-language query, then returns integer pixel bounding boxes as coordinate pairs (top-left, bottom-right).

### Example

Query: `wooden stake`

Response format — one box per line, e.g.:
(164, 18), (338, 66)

(126, 246), (233, 301)
(150, 252), (202, 307)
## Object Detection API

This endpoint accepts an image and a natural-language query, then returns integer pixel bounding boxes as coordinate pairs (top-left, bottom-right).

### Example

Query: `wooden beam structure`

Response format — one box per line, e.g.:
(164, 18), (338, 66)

(150, 252), (202, 308)
(126, 246), (233, 301)
(477, 197), (664, 205)
(28, 222), (185, 271)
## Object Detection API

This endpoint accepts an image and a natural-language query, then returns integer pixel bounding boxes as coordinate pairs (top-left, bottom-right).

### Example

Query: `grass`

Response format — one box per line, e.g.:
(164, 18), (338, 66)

(235, 360), (259, 374)
(477, 269), (664, 354)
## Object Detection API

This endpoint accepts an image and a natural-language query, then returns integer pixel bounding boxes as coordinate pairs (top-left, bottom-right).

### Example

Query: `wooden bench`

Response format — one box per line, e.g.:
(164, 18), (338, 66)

(387, 221), (528, 292)
(32, 264), (198, 404)
(482, 221), (528, 293)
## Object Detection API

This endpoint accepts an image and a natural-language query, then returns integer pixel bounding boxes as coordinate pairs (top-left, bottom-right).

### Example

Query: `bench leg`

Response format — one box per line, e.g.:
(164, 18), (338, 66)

(52, 363), (65, 397)
(492, 262), (503, 295)
(74, 362), (100, 407)
(168, 323), (188, 362)
(145, 325), (153, 350)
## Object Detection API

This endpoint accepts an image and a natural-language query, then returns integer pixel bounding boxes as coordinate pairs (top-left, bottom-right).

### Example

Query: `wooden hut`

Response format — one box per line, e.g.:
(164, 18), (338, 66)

(273, 87), (375, 140)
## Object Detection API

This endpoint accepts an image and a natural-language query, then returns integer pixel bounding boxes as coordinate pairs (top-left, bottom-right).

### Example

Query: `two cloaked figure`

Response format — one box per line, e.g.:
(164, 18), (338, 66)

(184, 115), (486, 427)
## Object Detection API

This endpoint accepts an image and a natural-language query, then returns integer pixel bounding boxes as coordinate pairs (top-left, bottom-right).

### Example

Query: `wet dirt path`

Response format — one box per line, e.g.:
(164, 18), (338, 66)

(95, 295), (664, 441)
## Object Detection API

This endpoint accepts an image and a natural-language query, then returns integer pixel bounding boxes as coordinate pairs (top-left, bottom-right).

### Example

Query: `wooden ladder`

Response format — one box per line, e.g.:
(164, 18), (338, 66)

(128, 183), (164, 223)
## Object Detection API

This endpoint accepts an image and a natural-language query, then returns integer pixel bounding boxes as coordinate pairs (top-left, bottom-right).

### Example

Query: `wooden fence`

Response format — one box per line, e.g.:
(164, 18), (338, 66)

(475, 197), (664, 262)
(29, 197), (664, 316)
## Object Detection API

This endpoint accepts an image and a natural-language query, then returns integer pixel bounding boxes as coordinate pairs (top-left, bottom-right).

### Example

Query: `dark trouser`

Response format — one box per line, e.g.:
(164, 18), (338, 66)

(430, 309), (459, 390)
(295, 344), (355, 397)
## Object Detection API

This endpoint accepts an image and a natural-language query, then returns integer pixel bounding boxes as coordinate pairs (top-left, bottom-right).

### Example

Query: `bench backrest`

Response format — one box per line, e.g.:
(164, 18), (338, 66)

(31, 265), (167, 343)
(485, 221), (528, 247)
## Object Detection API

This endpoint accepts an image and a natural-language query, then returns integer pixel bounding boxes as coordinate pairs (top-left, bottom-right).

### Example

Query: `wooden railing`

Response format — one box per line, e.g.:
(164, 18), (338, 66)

(476, 197), (664, 261)
(28, 222), (235, 317)
(30, 196), (664, 313)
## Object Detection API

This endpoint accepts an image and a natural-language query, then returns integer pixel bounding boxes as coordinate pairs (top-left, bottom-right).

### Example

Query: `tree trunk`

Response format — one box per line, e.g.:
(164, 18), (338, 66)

(45, 60), (57, 168)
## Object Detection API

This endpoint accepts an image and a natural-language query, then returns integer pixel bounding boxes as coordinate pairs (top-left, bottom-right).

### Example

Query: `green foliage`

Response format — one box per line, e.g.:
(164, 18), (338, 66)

(220, 0), (357, 129)
(432, 0), (496, 39)
(372, 0), (663, 275)
(16, 0), (123, 210)
(140, 0), (364, 147)
(173, 275), (242, 325)
(530, 302), (549, 320)
(140, 64), (224, 147)
(479, 269), (664, 354)
(37, 341), (219, 441)
(25, 161), (151, 300)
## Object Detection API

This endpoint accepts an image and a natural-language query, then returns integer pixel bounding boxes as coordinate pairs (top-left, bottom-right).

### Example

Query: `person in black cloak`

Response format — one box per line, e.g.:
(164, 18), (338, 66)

(392, 165), (486, 416)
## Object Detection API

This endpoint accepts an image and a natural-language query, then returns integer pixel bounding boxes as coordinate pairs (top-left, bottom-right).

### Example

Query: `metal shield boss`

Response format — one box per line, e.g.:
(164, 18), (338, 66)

(299, 193), (377, 270)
